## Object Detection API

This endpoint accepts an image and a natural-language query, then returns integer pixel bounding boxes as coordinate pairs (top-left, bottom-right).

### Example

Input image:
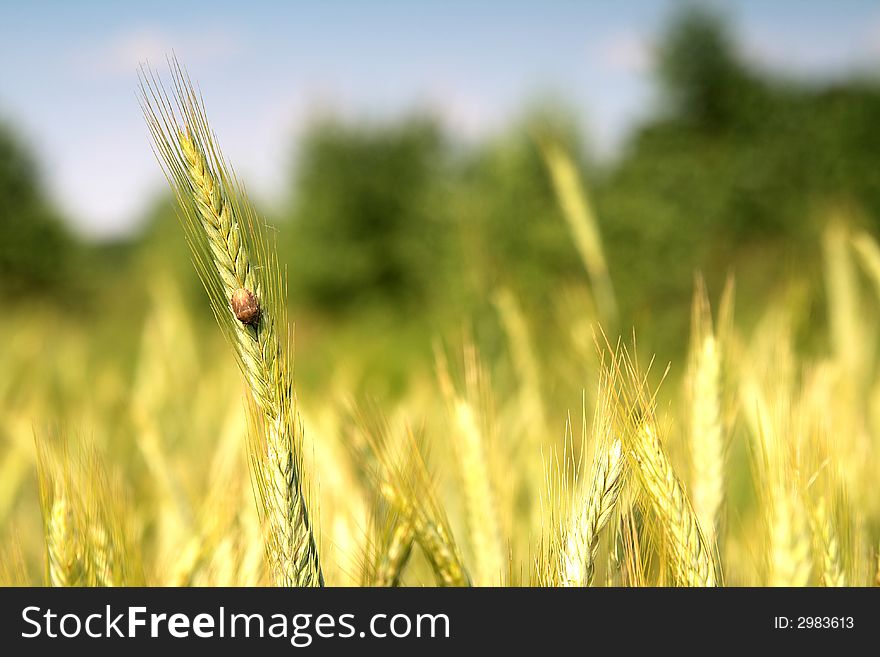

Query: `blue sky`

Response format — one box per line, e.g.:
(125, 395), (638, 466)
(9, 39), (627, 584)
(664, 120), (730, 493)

(1, 0), (879, 239)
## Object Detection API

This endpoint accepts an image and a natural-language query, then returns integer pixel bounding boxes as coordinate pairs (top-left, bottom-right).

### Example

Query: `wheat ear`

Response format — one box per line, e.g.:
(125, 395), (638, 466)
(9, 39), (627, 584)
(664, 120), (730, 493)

(687, 280), (725, 548)
(611, 350), (720, 586)
(768, 481), (812, 586)
(560, 438), (624, 586)
(140, 63), (321, 587)
(558, 382), (625, 587)
(374, 427), (471, 587)
(45, 488), (81, 587)
(37, 439), (141, 586)
(632, 421), (719, 586)
(852, 230), (880, 302)
(437, 345), (504, 586)
(36, 438), (84, 587)
(811, 500), (846, 587)
(875, 544), (880, 587)
(380, 480), (470, 587)
(371, 519), (416, 587)
(538, 135), (617, 327)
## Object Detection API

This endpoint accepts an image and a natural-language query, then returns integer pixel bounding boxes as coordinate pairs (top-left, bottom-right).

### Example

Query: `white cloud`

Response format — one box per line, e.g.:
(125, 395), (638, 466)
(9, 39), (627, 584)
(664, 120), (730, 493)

(742, 18), (880, 78)
(72, 25), (240, 79)
(419, 87), (497, 140)
(861, 15), (880, 61)
(593, 31), (652, 75)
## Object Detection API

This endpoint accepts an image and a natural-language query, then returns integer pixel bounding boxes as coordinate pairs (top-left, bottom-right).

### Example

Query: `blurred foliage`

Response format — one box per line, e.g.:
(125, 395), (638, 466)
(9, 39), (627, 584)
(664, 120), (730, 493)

(597, 8), (880, 348)
(0, 122), (79, 298)
(451, 114), (586, 311)
(135, 196), (208, 305)
(283, 117), (449, 313)
(281, 109), (588, 341)
(3, 8), (880, 365)
(3, 8), (880, 587)
(276, 9), (880, 359)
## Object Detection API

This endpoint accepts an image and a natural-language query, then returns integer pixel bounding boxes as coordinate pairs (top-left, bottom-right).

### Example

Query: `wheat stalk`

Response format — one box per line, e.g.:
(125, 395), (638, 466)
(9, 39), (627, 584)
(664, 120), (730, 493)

(140, 62), (321, 587)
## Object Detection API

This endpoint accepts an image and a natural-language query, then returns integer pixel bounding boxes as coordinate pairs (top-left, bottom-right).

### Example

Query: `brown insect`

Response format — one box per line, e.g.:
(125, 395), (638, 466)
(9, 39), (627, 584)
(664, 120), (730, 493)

(231, 287), (260, 326)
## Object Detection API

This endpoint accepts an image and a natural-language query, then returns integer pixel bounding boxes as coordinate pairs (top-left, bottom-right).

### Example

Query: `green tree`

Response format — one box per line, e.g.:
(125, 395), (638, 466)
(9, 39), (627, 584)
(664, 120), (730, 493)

(0, 122), (78, 296)
(595, 8), (880, 350)
(450, 112), (586, 310)
(283, 116), (449, 314)
(656, 8), (768, 131)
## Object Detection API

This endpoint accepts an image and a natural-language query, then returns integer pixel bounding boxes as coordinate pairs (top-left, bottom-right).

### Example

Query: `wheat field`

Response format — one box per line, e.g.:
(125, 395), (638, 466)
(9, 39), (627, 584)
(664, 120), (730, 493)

(1, 66), (879, 588)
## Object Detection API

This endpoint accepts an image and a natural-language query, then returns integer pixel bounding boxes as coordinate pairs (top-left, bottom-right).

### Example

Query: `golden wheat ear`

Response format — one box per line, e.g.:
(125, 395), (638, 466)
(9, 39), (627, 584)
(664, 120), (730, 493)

(36, 437), (84, 587)
(36, 433), (143, 587)
(685, 277), (726, 551)
(608, 346), (721, 587)
(359, 413), (471, 587)
(0, 531), (31, 586)
(139, 60), (322, 587)
(536, 361), (626, 588)
(537, 132), (617, 329)
(360, 501), (415, 587)
(436, 341), (505, 586)
(558, 380), (625, 587)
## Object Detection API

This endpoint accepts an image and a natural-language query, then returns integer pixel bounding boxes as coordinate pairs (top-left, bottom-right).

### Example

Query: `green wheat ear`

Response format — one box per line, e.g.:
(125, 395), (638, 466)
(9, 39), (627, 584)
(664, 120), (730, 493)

(139, 60), (322, 587)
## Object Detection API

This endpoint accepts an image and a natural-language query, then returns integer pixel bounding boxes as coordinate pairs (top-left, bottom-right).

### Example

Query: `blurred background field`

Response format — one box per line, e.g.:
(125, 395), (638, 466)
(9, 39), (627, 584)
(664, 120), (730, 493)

(2, 3), (880, 586)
